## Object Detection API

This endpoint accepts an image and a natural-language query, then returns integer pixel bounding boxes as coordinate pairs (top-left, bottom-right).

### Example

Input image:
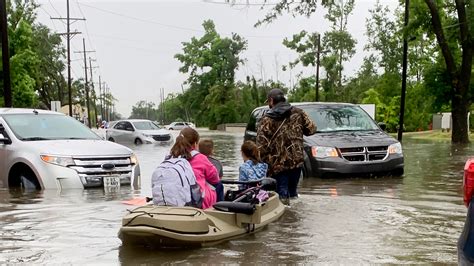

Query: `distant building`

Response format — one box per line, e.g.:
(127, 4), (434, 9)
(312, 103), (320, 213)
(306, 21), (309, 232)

(60, 104), (87, 122)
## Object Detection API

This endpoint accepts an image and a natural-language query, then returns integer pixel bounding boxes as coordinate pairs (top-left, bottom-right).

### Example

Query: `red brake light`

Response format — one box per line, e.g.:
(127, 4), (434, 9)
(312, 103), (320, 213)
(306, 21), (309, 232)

(463, 159), (474, 206)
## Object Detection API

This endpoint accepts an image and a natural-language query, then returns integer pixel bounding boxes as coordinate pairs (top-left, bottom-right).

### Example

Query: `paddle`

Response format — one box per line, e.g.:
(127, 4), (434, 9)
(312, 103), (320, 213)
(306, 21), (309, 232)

(122, 197), (152, 206)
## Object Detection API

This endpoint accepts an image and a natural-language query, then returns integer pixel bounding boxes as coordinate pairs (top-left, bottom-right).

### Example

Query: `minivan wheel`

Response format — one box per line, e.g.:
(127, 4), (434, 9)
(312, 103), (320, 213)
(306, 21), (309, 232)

(134, 138), (143, 145)
(108, 137), (115, 142)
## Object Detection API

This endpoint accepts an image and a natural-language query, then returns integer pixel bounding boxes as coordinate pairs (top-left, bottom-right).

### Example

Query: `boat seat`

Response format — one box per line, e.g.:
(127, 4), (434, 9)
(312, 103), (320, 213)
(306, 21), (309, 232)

(213, 201), (255, 215)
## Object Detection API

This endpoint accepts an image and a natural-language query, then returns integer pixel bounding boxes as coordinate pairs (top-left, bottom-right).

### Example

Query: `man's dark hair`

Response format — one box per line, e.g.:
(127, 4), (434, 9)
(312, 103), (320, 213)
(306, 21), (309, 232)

(267, 88), (286, 104)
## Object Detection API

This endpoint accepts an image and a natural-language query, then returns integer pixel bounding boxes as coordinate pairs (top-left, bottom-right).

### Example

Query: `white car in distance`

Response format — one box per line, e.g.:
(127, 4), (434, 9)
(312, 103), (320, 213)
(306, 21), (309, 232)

(106, 119), (172, 145)
(166, 121), (195, 130)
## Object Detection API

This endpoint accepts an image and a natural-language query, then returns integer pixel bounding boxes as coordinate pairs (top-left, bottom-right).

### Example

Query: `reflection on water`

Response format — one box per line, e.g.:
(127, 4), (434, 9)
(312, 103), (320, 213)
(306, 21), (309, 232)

(0, 131), (471, 264)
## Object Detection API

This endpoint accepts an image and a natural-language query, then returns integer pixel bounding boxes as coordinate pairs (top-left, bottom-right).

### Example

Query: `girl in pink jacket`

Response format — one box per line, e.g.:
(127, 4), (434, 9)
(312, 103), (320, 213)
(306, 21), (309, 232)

(170, 127), (220, 209)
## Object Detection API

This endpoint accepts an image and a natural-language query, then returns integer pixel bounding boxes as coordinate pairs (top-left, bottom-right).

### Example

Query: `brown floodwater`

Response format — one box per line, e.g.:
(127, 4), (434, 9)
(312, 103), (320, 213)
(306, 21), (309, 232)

(0, 130), (470, 264)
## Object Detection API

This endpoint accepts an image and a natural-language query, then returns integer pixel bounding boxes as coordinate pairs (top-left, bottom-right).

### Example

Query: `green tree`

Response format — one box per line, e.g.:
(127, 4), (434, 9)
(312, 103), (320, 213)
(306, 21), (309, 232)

(365, 1), (401, 74)
(174, 20), (247, 128)
(130, 101), (158, 121)
(32, 24), (66, 109)
(322, 0), (356, 92)
(1, 0), (39, 107)
(415, 0), (474, 143)
(282, 31), (320, 101)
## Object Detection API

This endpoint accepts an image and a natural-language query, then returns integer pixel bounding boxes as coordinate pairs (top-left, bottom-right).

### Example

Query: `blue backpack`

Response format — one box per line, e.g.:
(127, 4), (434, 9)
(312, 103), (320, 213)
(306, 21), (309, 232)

(151, 151), (203, 208)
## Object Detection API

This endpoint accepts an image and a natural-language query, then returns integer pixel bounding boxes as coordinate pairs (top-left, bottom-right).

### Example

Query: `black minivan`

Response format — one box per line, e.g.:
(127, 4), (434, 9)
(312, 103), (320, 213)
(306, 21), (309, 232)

(244, 102), (404, 178)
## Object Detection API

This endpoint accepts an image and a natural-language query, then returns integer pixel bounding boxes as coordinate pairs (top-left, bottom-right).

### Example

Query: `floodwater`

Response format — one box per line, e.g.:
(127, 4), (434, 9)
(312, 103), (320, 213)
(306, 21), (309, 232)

(0, 130), (470, 264)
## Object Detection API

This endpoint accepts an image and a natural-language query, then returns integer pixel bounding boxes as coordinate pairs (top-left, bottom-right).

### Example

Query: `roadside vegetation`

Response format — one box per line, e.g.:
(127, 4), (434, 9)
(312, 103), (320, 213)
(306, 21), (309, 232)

(1, 0), (472, 143)
(132, 0), (473, 144)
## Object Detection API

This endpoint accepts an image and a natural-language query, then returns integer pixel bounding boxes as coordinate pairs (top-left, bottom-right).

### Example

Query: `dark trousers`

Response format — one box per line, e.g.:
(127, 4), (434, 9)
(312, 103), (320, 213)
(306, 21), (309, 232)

(272, 167), (302, 199)
(214, 182), (224, 202)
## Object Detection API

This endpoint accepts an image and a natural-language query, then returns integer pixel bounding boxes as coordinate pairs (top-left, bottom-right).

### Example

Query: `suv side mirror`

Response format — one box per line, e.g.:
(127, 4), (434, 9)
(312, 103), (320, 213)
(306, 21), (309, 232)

(378, 122), (387, 131)
(0, 124), (12, 144)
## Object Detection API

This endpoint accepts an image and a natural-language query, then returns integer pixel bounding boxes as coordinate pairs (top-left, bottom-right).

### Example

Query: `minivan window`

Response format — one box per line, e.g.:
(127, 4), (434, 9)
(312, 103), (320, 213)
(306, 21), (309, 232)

(3, 114), (101, 141)
(300, 105), (379, 132)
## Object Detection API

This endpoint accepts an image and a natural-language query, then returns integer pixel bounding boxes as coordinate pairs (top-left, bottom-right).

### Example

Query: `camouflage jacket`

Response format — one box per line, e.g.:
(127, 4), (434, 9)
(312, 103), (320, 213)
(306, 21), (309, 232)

(256, 102), (316, 176)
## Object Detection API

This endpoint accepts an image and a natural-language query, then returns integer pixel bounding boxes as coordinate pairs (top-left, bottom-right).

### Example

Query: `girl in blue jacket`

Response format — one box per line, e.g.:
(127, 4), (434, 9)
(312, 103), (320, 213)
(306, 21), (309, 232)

(239, 140), (268, 184)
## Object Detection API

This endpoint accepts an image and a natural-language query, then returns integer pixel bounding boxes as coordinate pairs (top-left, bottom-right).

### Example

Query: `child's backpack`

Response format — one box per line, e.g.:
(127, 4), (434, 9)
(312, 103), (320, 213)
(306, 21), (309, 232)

(151, 152), (202, 208)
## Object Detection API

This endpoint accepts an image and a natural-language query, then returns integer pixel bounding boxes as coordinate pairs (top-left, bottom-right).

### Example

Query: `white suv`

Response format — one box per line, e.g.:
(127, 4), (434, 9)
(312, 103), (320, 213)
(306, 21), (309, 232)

(0, 108), (141, 190)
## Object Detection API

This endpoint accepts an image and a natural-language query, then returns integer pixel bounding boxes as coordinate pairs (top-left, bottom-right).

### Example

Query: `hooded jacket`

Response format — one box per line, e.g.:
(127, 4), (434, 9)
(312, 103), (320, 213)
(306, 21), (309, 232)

(189, 152), (220, 209)
(256, 102), (316, 176)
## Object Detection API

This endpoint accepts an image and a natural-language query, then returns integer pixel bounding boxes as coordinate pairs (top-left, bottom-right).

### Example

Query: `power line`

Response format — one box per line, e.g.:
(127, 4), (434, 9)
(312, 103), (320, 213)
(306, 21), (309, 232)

(202, 0), (279, 6)
(77, 2), (285, 39)
(78, 2), (204, 33)
(75, 0), (102, 78)
(39, 6), (62, 32)
(89, 33), (177, 47)
(48, 0), (64, 18)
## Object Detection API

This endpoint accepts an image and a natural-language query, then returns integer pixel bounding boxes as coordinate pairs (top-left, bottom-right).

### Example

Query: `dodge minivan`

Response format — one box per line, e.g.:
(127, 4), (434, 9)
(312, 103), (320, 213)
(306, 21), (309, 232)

(244, 102), (404, 178)
(0, 108), (141, 190)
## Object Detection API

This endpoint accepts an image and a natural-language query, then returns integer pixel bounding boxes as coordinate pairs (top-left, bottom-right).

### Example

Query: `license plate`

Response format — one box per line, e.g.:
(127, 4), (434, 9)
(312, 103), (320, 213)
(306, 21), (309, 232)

(103, 176), (120, 188)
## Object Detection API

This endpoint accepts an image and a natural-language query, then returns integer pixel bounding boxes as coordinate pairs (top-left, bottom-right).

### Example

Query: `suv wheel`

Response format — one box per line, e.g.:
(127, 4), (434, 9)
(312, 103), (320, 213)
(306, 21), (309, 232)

(108, 137), (115, 142)
(9, 165), (41, 190)
(134, 138), (143, 145)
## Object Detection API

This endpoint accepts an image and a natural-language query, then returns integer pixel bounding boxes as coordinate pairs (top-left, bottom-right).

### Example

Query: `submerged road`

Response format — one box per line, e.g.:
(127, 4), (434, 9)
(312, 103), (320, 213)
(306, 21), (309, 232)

(0, 130), (469, 264)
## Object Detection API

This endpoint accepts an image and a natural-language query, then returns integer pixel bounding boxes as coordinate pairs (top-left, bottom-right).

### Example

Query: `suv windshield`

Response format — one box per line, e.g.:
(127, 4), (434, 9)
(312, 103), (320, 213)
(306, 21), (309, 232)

(3, 114), (101, 141)
(133, 121), (161, 130)
(300, 105), (379, 132)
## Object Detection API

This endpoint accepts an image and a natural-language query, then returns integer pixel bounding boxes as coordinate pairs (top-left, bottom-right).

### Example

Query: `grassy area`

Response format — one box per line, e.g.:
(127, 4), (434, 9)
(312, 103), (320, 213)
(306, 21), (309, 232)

(390, 130), (474, 141)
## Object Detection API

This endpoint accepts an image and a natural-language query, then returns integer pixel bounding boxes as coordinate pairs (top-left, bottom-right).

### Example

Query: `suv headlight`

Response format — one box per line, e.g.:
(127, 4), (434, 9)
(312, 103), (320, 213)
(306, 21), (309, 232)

(142, 133), (152, 138)
(388, 142), (403, 154)
(41, 155), (75, 167)
(130, 153), (138, 165)
(311, 146), (339, 158)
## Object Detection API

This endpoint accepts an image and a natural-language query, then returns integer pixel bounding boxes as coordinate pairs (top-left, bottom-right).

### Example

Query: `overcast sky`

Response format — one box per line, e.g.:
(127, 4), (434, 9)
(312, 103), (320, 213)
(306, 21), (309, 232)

(36, 0), (399, 117)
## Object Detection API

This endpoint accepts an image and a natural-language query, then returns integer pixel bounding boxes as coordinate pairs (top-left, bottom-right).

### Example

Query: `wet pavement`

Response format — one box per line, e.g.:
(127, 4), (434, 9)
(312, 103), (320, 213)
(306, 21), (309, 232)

(0, 130), (470, 264)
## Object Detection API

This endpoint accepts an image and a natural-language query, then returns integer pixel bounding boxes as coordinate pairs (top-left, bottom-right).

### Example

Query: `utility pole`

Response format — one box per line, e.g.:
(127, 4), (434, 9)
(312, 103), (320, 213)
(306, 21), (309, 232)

(89, 57), (99, 128)
(98, 76), (104, 120)
(51, 0), (84, 117)
(104, 83), (108, 121)
(398, 0), (409, 142)
(161, 88), (165, 125)
(105, 84), (110, 121)
(0, 0), (11, 107)
(315, 34), (321, 102)
(74, 38), (95, 128)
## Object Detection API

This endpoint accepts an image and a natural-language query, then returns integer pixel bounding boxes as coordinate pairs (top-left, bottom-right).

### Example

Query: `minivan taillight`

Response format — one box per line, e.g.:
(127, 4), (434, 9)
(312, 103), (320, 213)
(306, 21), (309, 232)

(463, 158), (474, 206)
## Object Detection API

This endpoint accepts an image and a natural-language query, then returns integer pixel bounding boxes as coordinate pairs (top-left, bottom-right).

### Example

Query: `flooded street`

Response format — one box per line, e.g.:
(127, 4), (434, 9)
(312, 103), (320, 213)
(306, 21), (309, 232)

(0, 130), (470, 264)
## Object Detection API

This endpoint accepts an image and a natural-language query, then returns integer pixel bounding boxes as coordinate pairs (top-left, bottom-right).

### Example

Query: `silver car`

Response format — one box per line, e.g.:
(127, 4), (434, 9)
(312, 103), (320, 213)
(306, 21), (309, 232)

(0, 108), (141, 190)
(106, 119), (172, 145)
